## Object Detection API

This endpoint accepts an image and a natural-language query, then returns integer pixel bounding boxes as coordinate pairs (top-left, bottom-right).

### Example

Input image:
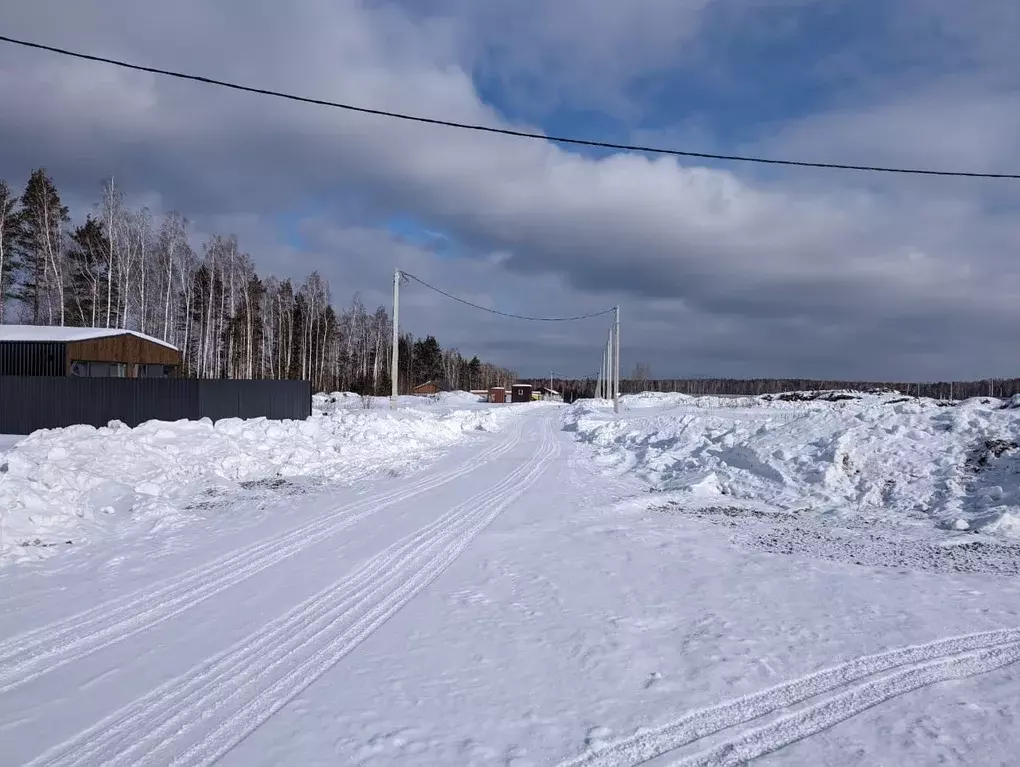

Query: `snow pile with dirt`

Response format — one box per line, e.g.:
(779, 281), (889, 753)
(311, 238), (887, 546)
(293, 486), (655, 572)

(621, 389), (901, 412)
(0, 402), (519, 558)
(567, 392), (1020, 537)
(313, 390), (486, 413)
(312, 391), (362, 413)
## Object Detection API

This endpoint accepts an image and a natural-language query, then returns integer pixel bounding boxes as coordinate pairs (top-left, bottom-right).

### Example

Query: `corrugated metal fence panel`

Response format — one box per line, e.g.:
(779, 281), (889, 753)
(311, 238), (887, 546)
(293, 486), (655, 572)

(0, 377), (311, 434)
(195, 380), (311, 421)
(0, 377), (199, 433)
(0, 342), (67, 376)
(116, 378), (200, 425)
(195, 380), (240, 422)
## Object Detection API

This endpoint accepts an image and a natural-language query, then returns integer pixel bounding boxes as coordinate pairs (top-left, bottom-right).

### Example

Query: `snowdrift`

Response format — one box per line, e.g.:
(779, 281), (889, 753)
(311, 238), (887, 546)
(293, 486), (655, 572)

(0, 402), (517, 559)
(313, 390), (486, 414)
(567, 392), (1020, 537)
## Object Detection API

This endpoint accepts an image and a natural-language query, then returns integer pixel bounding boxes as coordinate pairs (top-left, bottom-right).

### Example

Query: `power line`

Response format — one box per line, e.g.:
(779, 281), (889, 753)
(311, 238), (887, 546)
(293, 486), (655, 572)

(2, 34), (1018, 180)
(400, 271), (615, 321)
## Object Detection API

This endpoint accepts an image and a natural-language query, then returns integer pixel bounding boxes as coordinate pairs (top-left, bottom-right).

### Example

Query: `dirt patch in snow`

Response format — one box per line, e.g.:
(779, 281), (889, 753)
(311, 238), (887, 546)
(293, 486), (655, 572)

(967, 439), (1020, 469)
(657, 502), (1020, 576)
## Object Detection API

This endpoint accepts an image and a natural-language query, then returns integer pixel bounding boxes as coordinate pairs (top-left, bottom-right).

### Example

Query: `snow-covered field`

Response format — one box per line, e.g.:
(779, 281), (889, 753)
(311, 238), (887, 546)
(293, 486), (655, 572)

(3, 390), (1020, 765)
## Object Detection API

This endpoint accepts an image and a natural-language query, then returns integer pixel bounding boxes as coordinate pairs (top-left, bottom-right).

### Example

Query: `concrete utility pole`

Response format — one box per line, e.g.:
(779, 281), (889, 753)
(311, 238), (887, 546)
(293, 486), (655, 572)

(613, 305), (621, 414)
(390, 268), (400, 409)
(599, 328), (607, 401)
(597, 351), (605, 400)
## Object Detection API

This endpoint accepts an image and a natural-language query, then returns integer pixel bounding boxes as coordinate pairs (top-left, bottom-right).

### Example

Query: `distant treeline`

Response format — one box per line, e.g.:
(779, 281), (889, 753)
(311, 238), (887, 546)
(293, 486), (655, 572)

(0, 169), (516, 394)
(521, 376), (1020, 402)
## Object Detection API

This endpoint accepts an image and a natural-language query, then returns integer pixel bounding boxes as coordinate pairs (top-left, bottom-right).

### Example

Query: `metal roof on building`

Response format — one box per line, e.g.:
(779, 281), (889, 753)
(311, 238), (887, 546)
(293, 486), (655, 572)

(0, 325), (179, 351)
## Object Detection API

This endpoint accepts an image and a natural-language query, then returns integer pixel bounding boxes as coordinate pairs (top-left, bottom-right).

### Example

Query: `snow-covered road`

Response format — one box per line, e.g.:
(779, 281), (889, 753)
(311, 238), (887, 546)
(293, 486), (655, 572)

(4, 399), (1020, 765)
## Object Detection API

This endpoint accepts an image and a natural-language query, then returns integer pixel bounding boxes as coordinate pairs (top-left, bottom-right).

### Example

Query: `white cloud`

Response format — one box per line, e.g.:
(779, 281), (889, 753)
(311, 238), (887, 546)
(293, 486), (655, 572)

(0, 0), (1019, 379)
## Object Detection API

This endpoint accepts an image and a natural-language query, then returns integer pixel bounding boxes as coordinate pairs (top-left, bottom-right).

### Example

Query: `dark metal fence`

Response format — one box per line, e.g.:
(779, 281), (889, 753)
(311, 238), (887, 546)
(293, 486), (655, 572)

(0, 341), (66, 376)
(0, 377), (312, 435)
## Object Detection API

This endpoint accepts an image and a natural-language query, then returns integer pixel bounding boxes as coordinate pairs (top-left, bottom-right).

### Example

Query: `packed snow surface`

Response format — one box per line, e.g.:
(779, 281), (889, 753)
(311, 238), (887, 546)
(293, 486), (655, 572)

(3, 390), (1020, 765)
(0, 394), (519, 559)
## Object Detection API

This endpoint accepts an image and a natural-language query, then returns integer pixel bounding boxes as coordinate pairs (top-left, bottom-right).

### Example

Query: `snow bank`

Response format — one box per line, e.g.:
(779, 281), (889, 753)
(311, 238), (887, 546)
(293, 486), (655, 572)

(619, 389), (904, 412)
(313, 390), (486, 414)
(0, 404), (518, 559)
(312, 391), (362, 413)
(567, 392), (1020, 537)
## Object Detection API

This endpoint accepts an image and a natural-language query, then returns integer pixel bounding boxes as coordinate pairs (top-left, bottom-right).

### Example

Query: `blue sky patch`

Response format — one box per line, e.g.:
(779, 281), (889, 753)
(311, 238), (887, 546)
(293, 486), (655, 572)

(385, 215), (460, 259)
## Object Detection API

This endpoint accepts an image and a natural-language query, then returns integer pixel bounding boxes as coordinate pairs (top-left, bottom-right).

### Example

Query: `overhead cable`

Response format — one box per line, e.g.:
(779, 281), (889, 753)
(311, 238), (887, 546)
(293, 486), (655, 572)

(401, 271), (614, 321)
(2, 34), (1018, 179)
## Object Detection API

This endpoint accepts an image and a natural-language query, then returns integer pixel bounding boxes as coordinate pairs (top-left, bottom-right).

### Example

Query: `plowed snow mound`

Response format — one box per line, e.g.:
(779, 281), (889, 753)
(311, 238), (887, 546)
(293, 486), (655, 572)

(0, 405), (520, 559)
(313, 390), (487, 413)
(567, 393), (1020, 537)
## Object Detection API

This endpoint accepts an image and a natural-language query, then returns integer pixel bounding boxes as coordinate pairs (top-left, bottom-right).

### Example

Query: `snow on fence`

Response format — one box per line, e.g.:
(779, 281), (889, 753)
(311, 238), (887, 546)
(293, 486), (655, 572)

(0, 376), (312, 434)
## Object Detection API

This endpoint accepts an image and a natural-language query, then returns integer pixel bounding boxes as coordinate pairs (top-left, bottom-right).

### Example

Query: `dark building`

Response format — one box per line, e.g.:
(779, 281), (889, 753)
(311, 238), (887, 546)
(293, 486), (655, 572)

(0, 325), (182, 378)
(411, 380), (442, 396)
(0, 326), (311, 435)
(510, 383), (533, 403)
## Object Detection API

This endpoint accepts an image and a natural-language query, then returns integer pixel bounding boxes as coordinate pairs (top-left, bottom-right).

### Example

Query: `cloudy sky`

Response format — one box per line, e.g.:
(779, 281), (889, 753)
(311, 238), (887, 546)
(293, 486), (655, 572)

(1, 0), (1019, 381)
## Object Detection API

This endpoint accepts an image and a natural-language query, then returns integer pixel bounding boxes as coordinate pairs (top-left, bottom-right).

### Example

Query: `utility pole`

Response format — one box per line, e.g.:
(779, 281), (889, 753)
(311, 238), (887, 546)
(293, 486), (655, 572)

(390, 268), (400, 409)
(599, 328), (607, 401)
(613, 305), (621, 414)
(597, 351), (604, 400)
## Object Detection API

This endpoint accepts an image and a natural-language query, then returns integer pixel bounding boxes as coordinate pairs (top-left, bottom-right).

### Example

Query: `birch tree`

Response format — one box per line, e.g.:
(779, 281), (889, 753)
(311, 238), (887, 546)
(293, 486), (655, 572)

(0, 172), (524, 392)
(98, 177), (124, 328)
(155, 212), (190, 342)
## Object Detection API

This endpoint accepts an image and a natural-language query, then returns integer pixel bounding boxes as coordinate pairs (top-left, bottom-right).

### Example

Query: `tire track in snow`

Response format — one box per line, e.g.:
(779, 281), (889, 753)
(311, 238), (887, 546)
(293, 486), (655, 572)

(560, 627), (1020, 767)
(0, 417), (525, 694)
(29, 418), (559, 767)
(669, 642), (1020, 766)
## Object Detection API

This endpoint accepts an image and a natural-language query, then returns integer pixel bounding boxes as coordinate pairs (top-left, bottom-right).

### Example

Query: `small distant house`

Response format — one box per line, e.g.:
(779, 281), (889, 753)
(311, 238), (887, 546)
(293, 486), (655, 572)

(488, 386), (506, 404)
(0, 325), (181, 378)
(536, 386), (563, 402)
(411, 380), (441, 396)
(510, 383), (533, 403)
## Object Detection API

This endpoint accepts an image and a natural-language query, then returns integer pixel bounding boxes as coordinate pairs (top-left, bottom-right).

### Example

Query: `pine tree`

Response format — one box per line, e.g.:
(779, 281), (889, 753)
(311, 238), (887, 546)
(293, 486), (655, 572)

(65, 216), (113, 327)
(0, 180), (23, 322)
(467, 355), (482, 389)
(412, 335), (443, 387)
(17, 169), (69, 325)
(397, 333), (413, 393)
